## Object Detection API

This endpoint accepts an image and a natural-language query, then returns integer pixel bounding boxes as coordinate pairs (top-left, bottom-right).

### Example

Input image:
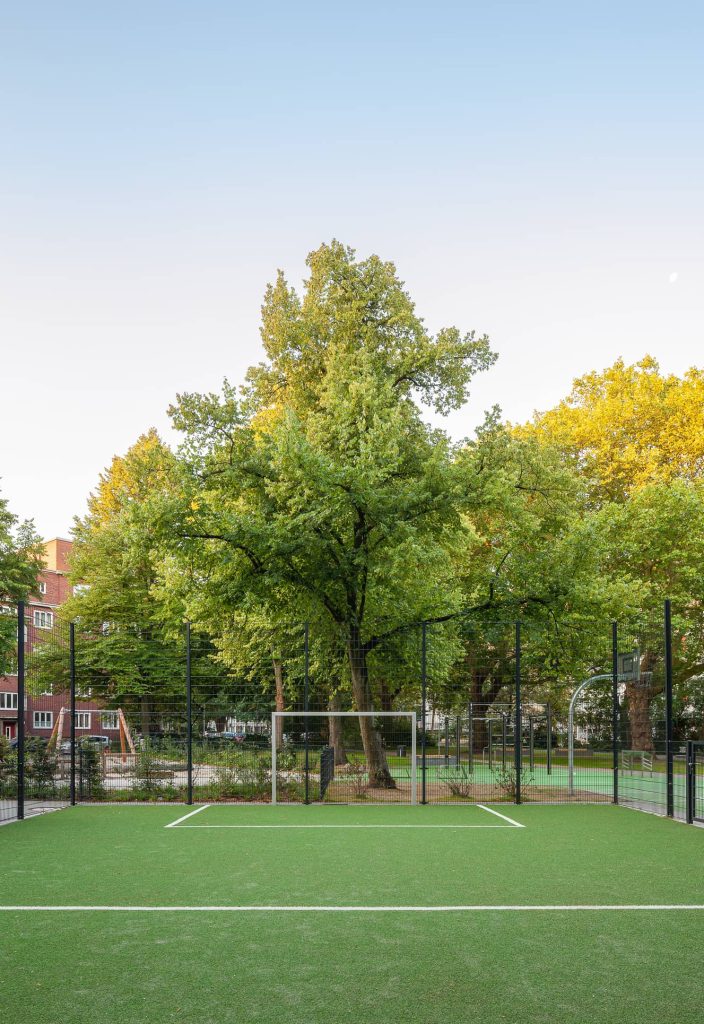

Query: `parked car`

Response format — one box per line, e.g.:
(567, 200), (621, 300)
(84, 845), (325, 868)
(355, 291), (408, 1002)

(10, 737), (48, 750)
(79, 735), (110, 748)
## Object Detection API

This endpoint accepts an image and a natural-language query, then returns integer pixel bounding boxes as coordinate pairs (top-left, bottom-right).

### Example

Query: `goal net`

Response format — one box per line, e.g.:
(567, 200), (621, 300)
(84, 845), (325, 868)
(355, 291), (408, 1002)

(271, 711), (417, 804)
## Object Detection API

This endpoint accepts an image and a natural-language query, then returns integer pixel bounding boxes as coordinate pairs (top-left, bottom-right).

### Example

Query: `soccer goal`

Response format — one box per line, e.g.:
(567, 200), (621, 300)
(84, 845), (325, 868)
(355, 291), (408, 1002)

(271, 711), (417, 805)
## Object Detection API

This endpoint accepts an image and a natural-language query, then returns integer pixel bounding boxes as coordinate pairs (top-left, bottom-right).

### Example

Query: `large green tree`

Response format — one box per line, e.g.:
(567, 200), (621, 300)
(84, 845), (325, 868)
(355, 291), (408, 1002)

(166, 241), (495, 786)
(519, 358), (704, 751)
(43, 431), (210, 735)
(596, 481), (704, 750)
(421, 423), (631, 750)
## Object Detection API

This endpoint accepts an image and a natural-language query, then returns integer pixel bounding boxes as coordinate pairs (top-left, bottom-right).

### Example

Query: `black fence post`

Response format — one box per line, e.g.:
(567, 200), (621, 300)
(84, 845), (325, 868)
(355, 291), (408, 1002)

(304, 622), (310, 806)
(69, 622), (76, 806)
(611, 621), (619, 805)
(546, 702), (552, 775)
(467, 701), (473, 771)
(686, 741), (694, 825)
(421, 620), (427, 805)
(665, 599), (674, 818)
(17, 601), (25, 820)
(186, 622), (193, 806)
(514, 621), (522, 805)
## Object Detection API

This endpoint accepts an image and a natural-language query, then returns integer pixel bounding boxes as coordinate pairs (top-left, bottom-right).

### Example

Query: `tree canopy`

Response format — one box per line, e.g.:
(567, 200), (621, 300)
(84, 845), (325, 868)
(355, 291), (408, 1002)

(518, 356), (704, 504)
(0, 489), (43, 672)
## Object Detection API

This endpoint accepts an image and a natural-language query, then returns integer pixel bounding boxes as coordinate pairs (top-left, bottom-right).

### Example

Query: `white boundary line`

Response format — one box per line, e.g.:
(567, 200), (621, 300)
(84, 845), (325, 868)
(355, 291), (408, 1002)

(165, 804), (526, 829)
(164, 805), (210, 828)
(477, 804), (525, 828)
(169, 824), (517, 829)
(2, 904), (704, 912)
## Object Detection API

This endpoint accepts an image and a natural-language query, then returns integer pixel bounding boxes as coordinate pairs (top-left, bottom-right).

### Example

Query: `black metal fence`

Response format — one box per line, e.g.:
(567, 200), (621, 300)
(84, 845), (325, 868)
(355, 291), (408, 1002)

(2, 599), (700, 822)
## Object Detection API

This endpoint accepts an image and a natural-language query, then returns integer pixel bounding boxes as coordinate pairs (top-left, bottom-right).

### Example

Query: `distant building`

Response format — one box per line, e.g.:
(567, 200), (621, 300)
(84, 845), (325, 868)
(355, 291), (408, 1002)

(0, 539), (121, 744)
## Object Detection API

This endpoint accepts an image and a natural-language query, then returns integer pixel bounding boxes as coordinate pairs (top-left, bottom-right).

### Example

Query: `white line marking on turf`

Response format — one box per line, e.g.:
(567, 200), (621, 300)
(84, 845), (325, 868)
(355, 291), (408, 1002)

(170, 824), (517, 829)
(164, 805), (211, 828)
(2, 905), (704, 912)
(477, 804), (525, 828)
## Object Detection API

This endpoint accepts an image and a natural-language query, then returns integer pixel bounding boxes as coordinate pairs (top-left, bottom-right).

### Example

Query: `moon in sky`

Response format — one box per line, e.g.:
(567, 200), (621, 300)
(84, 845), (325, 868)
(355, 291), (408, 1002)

(668, 272), (679, 283)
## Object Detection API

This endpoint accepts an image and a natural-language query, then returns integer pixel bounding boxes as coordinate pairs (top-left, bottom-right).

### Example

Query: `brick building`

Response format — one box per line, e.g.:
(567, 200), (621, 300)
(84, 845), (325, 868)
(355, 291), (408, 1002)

(0, 539), (121, 744)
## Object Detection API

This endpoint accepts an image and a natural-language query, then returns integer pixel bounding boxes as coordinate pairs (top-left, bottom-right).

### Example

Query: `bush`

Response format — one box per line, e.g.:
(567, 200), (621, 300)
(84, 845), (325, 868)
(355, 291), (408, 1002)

(25, 739), (58, 797)
(131, 750), (175, 792)
(213, 749), (271, 798)
(0, 736), (17, 797)
(79, 745), (105, 800)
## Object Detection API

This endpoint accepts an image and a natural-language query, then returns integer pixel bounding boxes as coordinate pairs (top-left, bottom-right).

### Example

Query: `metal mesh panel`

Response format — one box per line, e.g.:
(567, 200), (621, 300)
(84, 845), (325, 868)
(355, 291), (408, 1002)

(272, 712), (417, 804)
(0, 603), (19, 824)
(616, 614), (670, 817)
(5, 601), (699, 821)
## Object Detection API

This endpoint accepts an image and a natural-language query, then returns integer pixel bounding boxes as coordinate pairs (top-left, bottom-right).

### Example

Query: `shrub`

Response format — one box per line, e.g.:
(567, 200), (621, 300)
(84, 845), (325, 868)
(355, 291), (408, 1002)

(131, 749), (175, 792)
(78, 745), (105, 800)
(0, 736), (17, 797)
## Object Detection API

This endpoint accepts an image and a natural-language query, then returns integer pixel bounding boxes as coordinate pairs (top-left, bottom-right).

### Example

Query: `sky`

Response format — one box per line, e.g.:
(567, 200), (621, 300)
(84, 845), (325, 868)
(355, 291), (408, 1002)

(1, 1), (703, 539)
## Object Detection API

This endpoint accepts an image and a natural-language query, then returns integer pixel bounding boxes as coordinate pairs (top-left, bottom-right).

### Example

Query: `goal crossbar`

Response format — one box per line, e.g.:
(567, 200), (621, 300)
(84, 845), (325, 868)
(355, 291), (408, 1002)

(271, 711), (417, 805)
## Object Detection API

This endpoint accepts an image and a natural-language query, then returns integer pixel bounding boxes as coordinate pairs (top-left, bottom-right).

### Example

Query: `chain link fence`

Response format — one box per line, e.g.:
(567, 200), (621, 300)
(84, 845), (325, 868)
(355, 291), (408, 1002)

(2, 599), (700, 821)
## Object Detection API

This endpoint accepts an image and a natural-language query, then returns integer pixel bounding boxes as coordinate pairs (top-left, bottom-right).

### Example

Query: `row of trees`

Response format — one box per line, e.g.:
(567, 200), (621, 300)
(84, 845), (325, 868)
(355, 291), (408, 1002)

(6, 242), (704, 780)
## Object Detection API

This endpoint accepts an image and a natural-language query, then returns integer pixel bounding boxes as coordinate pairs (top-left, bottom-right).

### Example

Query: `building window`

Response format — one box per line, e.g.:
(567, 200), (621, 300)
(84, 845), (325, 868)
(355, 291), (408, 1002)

(38, 581), (47, 595)
(0, 692), (18, 710)
(74, 712), (91, 730)
(73, 584), (89, 597)
(33, 711), (53, 729)
(33, 610), (53, 630)
(101, 712), (119, 730)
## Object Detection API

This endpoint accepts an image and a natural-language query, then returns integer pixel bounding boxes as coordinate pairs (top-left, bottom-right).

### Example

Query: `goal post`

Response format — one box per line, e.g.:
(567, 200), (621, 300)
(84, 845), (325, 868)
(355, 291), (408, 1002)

(271, 711), (417, 805)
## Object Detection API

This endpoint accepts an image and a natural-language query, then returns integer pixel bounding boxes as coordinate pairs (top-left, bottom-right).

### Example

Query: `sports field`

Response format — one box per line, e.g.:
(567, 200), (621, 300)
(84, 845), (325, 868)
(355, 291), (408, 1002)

(1, 803), (703, 1024)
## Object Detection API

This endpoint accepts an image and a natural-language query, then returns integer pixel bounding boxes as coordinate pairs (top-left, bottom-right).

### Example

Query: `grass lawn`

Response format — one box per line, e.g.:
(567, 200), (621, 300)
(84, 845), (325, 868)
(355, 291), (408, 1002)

(1, 803), (703, 1023)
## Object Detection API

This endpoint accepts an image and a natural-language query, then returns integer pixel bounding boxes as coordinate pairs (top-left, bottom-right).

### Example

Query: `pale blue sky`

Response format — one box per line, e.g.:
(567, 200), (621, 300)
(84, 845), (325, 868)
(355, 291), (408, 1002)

(1, 2), (703, 537)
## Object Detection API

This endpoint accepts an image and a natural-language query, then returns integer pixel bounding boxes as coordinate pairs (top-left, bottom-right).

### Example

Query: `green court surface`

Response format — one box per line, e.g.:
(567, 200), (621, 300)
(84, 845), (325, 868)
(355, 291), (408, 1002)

(2, 803), (703, 1024)
(425, 761), (685, 807)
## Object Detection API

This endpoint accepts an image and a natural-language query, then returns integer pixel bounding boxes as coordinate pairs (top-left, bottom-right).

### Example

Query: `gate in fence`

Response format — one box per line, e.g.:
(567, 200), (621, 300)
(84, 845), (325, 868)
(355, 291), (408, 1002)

(686, 742), (704, 825)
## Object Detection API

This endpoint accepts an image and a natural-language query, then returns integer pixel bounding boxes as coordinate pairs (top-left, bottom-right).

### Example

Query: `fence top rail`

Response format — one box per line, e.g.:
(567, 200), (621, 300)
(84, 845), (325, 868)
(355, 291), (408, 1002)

(272, 711), (417, 718)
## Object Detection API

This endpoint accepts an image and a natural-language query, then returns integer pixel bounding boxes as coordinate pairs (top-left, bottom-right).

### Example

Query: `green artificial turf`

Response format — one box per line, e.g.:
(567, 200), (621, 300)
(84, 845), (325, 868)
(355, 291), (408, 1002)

(1, 804), (703, 1023)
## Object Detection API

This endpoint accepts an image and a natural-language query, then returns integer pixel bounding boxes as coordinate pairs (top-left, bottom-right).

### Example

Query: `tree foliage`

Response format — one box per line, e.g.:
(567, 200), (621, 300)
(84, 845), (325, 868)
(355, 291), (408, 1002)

(0, 489), (44, 672)
(519, 356), (704, 504)
(166, 241), (496, 784)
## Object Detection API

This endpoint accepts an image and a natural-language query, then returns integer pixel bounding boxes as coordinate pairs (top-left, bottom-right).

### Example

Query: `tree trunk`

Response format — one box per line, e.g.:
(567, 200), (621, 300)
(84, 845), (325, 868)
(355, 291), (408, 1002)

(625, 683), (655, 753)
(469, 672), (501, 754)
(625, 651), (661, 754)
(273, 658), (285, 749)
(347, 632), (395, 789)
(328, 692), (348, 766)
(379, 680), (393, 712)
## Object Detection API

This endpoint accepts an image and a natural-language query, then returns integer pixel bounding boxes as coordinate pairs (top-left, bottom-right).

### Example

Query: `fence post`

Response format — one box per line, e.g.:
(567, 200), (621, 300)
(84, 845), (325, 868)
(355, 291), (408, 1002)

(514, 621), (522, 805)
(611, 621), (619, 805)
(467, 702), (473, 771)
(17, 601), (25, 820)
(686, 741), (694, 825)
(186, 622), (193, 806)
(304, 622), (310, 806)
(421, 621), (427, 805)
(664, 599), (674, 818)
(69, 622), (76, 806)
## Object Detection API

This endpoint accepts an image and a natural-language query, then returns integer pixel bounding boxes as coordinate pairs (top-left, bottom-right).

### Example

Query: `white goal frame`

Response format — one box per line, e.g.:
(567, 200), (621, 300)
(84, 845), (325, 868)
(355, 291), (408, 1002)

(271, 711), (417, 805)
